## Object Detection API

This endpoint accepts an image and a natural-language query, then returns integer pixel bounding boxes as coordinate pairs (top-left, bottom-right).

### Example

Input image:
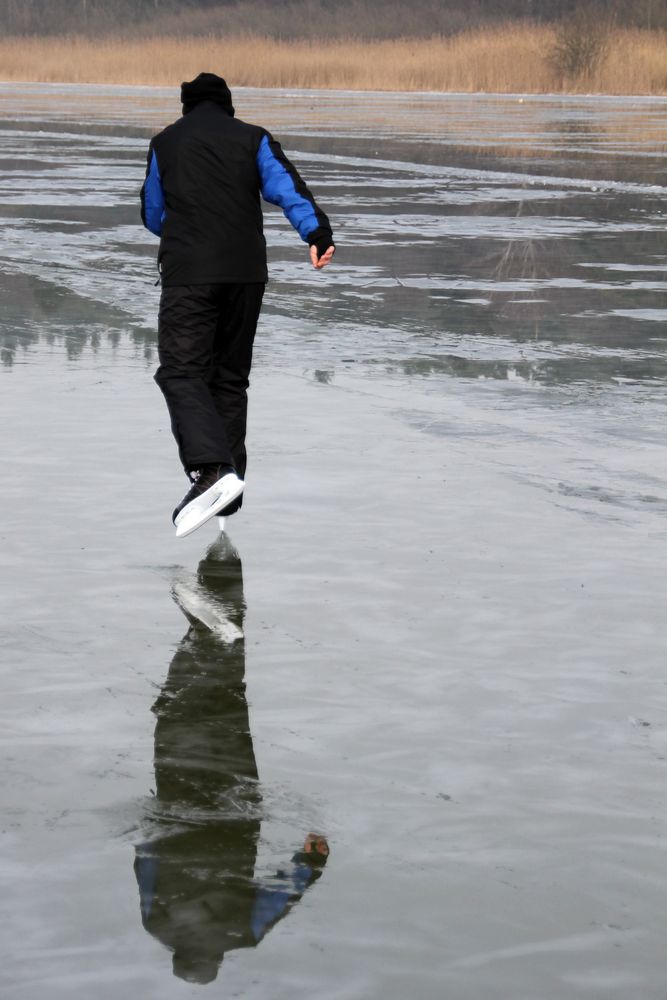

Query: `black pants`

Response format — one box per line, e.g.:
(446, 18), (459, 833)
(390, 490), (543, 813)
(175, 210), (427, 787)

(155, 283), (265, 479)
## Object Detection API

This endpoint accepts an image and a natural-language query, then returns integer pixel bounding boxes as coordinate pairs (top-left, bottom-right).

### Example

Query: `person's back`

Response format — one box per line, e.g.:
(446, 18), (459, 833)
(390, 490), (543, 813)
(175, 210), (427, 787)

(150, 103), (268, 285)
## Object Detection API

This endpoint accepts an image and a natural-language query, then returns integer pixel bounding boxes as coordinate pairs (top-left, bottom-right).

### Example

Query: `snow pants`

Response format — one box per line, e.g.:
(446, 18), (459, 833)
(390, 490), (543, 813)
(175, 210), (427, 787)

(155, 282), (265, 479)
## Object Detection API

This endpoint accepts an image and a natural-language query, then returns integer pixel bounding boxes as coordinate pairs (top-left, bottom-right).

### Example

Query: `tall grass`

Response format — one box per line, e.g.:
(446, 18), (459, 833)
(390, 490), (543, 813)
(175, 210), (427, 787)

(0, 25), (664, 93)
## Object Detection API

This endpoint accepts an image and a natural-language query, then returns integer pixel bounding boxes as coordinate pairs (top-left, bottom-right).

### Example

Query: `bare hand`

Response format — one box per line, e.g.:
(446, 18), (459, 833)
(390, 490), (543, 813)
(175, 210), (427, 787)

(310, 245), (335, 270)
(304, 832), (329, 857)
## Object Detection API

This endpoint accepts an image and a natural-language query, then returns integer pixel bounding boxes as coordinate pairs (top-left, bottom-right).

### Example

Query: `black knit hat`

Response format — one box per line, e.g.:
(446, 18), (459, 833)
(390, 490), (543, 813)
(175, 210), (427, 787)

(180, 72), (235, 116)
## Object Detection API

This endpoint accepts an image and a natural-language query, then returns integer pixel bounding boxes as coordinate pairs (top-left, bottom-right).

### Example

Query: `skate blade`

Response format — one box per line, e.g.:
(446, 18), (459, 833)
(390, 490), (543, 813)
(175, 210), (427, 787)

(175, 476), (244, 538)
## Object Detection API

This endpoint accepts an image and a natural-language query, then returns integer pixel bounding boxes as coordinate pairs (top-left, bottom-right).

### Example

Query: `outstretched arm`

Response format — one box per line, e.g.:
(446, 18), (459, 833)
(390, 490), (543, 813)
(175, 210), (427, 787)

(257, 134), (335, 269)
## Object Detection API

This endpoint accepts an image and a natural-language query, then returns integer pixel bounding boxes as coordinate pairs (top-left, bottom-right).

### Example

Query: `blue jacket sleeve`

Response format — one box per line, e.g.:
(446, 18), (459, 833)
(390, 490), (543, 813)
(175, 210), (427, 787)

(140, 144), (165, 237)
(257, 133), (332, 245)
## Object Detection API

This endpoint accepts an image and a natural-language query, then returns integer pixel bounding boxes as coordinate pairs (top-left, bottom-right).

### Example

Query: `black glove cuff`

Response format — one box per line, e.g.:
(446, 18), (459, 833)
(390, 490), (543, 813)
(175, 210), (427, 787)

(307, 227), (335, 259)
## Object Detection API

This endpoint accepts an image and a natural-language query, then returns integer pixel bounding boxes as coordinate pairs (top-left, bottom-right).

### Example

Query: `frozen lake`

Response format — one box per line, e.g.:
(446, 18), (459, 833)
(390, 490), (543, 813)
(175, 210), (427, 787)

(1, 84), (666, 999)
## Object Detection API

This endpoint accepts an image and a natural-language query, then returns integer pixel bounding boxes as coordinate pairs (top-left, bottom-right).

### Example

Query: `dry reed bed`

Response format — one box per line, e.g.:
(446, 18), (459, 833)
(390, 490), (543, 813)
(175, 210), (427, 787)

(0, 27), (664, 94)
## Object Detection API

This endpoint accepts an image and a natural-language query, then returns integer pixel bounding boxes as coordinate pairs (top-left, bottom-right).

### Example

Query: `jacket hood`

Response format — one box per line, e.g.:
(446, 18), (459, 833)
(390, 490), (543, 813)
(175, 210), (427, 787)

(181, 73), (235, 116)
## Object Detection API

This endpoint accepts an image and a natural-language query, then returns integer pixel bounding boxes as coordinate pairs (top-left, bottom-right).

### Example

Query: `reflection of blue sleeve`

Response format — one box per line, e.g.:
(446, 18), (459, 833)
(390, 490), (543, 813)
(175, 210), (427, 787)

(140, 148), (165, 237)
(134, 844), (160, 921)
(256, 134), (323, 242)
(250, 862), (314, 942)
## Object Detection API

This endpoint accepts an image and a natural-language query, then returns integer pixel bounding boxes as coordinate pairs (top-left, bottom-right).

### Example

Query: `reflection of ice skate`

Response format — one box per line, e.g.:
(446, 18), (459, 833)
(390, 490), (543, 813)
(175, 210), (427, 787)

(171, 537), (244, 643)
(171, 580), (243, 643)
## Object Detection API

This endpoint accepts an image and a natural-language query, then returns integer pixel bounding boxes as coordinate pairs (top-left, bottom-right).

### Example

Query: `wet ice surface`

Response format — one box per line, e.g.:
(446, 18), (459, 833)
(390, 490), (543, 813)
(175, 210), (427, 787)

(0, 84), (666, 999)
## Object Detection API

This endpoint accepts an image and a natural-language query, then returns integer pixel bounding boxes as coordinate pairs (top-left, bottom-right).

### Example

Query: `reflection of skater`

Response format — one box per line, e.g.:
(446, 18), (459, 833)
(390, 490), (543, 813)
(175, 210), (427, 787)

(134, 538), (329, 985)
(140, 72), (335, 537)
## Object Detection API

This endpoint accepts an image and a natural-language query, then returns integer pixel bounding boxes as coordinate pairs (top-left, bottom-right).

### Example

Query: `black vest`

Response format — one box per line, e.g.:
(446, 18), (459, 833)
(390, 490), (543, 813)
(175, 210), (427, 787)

(151, 102), (268, 285)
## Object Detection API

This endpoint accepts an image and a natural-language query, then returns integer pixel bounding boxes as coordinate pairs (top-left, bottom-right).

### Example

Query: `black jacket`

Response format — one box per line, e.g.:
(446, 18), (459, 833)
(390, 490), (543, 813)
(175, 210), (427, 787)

(140, 101), (333, 285)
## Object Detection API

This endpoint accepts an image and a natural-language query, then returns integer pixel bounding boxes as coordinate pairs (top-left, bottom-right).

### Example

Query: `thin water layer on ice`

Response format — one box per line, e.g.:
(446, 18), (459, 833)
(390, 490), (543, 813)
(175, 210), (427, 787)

(0, 85), (666, 999)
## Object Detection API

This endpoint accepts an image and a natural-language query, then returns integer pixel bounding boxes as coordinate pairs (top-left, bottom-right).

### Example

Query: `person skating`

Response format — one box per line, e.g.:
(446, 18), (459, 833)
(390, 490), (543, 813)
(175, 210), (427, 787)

(140, 72), (335, 537)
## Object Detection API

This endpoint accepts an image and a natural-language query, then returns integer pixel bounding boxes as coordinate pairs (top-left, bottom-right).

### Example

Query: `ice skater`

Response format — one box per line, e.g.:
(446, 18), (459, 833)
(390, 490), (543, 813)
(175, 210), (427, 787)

(140, 72), (335, 537)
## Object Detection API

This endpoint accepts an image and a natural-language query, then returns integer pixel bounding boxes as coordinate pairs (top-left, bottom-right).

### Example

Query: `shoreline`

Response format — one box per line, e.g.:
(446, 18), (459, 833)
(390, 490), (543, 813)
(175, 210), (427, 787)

(0, 28), (664, 95)
(3, 80), (667, 100)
